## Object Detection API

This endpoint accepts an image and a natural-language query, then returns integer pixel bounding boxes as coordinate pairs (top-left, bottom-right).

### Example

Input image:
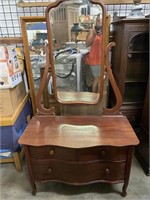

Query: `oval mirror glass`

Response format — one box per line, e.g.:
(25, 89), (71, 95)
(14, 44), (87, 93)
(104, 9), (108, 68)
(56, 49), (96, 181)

(46, 0), (106, 104)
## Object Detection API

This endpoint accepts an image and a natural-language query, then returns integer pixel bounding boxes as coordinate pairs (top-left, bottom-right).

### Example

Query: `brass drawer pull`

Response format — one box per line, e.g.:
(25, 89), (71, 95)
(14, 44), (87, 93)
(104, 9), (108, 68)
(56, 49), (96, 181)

(105, 168), (110, 174)
(49, 150), (55, 155)
(48, 168), (52, 174)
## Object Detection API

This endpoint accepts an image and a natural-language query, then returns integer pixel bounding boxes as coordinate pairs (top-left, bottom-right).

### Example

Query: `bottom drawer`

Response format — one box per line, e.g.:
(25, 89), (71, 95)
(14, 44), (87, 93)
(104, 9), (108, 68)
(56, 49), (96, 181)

(31, 159), (126, 183)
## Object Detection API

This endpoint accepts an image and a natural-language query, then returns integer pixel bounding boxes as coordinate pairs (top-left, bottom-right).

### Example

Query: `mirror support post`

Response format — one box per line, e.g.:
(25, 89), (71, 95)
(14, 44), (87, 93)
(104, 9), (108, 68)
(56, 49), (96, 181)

(36, 46), (55, 115)
(103, 42), (123, 114)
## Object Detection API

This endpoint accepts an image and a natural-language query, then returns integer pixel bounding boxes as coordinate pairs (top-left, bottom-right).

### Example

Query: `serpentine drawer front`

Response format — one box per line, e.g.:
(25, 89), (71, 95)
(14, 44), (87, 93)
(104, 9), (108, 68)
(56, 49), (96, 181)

(29, 146), (128, 161)
(19, 115), (139, 196)
(30, 159), (126, 183)
(29, 146), (76, 161)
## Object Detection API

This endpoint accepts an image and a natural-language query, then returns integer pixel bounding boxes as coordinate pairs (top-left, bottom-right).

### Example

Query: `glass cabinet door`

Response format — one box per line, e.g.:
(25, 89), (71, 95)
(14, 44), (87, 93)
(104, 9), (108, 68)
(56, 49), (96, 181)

(124, 32), (149, 103)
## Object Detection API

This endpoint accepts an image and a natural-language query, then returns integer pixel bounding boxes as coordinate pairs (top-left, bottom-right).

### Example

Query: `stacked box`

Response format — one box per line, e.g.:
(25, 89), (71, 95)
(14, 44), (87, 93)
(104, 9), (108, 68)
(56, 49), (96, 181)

(0, 81), (26, 117)
(0, 46), (22, 88)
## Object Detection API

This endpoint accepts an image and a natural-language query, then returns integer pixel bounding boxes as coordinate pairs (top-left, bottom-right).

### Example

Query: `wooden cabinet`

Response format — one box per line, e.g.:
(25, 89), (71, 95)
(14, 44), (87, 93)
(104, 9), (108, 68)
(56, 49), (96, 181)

(135, 79), (149, 175)
(110, 18), (149, 127)
(19, 115), (139, 196)
(52, 5), (79, 45)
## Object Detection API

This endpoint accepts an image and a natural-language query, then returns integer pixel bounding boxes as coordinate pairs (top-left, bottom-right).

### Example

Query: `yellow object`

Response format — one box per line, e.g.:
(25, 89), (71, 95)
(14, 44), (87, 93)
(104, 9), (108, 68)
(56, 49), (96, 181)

(0, 93), (29, 126)
(0, 81), (26, 118)
(16, 48), (25, 73)
(77, 31), (88, 41)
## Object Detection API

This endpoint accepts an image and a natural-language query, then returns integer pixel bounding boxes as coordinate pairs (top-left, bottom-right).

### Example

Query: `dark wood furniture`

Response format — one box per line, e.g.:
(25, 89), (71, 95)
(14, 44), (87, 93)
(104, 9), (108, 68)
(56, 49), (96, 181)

(19, 0), (139, 197)
(19, 115), (139, 196)
(110, 18), (149, 127)
(135, 79), (149, 176)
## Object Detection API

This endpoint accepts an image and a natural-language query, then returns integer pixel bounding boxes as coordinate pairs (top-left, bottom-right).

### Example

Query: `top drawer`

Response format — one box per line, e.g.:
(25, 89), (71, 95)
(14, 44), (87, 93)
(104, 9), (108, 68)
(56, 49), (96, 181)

(28, 146), (75, 161)
(28, 146), (128, 162)
(76, 146), (128, 162)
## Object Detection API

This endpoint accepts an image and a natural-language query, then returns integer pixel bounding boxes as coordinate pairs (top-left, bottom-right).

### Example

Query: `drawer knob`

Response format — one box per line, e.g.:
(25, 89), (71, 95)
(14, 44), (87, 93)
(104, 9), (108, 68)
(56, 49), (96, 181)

(105, 168), (110, 174)
(49, 150), (55, 155)
(48, 168), (52, 174)
(101, 150), (106, 156)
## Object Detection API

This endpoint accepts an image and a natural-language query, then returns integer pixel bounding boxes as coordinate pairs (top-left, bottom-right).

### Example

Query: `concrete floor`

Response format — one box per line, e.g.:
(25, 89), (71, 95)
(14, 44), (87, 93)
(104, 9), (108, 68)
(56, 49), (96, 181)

(0, 156), (149, 200)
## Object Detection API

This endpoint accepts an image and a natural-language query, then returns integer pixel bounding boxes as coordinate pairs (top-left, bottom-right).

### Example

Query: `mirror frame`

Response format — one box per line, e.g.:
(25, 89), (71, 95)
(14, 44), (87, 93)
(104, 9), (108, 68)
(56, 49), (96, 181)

(45, 0), (107, 105)
(20, 2), (122, 115)
(20, 16), (47, 114)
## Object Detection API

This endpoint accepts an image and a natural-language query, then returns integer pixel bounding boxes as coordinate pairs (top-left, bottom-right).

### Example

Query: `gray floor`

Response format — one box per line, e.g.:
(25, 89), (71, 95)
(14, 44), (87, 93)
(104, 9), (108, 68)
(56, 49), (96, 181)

(0, 156), (149, 200)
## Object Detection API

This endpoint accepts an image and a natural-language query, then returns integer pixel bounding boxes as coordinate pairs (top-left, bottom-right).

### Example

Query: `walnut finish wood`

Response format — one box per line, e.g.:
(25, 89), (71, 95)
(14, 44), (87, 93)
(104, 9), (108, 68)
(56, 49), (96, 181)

(19, 0), (139, 196)
(28, 145), (128, 161)
(19, 115), (139, 147)
(30, 159), (126, 183)
(19, 115), (139, 196)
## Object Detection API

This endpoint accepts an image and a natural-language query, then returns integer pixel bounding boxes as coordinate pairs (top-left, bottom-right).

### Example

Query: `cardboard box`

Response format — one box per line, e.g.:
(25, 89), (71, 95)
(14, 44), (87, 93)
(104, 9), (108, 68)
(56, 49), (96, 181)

(0, 81), (26, 117)
(0, 46), (22, 88)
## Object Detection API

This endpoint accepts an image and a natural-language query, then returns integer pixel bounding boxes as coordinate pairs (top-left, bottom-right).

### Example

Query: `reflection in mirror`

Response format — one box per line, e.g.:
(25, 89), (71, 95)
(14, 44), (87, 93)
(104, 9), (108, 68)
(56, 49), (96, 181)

(46, 0), (106, 104)
(26, 21), (47, 93)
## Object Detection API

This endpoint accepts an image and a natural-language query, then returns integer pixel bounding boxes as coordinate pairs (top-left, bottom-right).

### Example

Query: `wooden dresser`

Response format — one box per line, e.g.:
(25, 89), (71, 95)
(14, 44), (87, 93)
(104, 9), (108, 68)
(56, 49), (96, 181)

(19, 1), (139, 197)
(19, 115), (139, 196)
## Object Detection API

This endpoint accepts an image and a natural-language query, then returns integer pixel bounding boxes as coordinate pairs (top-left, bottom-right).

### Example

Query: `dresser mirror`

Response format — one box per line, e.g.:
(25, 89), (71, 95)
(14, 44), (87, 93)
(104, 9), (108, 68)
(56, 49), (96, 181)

(45, 0), (106, 104)
(20, 1), (122, 115)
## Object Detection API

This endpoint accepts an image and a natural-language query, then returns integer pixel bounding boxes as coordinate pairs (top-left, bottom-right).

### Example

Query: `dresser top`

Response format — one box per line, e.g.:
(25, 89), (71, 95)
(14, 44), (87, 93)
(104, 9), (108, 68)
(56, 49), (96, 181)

(19, 115), (139, 148)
